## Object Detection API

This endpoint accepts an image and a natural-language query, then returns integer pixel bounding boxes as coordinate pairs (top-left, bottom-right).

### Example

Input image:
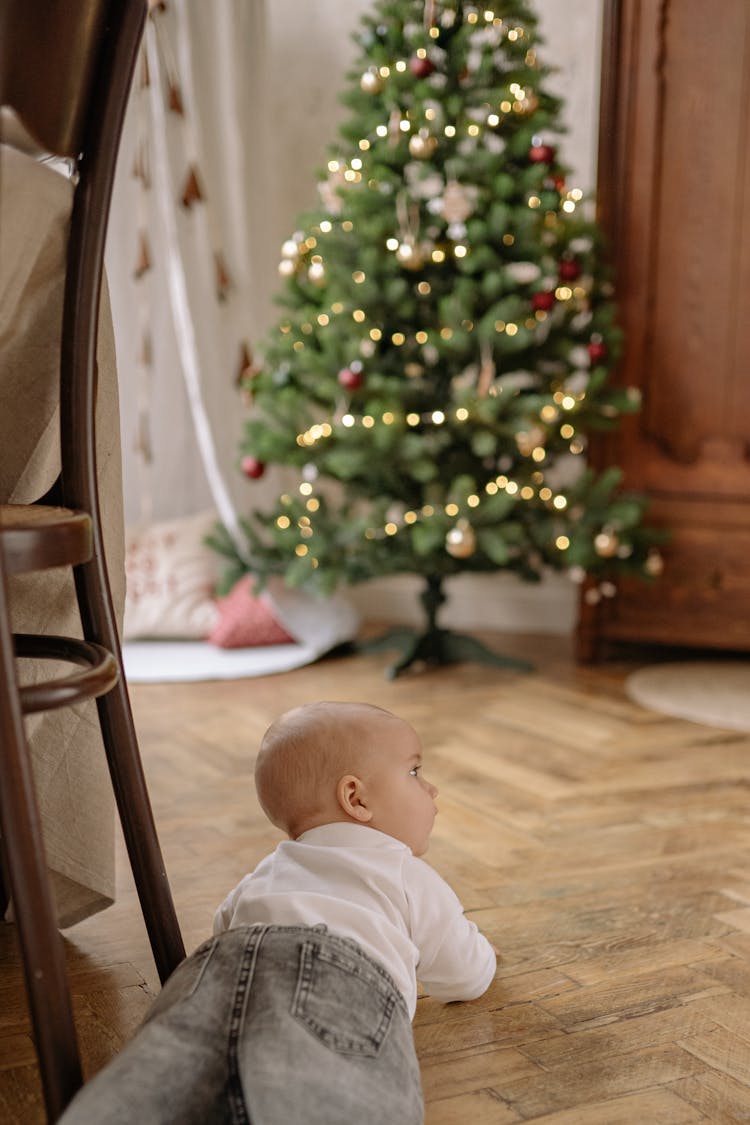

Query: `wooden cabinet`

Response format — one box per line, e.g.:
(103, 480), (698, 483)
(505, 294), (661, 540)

(577, 0), (750, 659)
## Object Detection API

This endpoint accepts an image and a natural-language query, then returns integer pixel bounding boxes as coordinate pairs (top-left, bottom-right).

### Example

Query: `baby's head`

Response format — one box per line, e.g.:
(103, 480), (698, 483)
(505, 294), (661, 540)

(254, 701), (438, 856)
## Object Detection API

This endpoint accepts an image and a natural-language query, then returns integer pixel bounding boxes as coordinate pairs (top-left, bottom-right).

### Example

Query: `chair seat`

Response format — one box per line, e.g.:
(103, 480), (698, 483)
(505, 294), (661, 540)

(0, 504), (92, 575)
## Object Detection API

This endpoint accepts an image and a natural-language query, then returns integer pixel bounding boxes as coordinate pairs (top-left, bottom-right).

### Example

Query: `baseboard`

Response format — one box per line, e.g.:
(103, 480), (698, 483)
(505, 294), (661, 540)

(348, 572), (576, 635)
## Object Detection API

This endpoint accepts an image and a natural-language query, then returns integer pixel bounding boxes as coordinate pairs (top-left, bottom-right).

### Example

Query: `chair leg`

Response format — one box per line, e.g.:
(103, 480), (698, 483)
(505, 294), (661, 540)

(74, 553), (185, 983)
(0, 564), (83, 1120)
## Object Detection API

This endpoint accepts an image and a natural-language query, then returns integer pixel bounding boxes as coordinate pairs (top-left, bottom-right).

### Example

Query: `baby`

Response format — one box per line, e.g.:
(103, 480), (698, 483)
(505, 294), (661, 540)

(61, 701), (496, 1125)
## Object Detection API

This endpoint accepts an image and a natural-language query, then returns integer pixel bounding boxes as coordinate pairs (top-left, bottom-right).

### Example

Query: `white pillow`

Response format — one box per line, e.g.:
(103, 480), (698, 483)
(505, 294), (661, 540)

(123, 511), (220, 639)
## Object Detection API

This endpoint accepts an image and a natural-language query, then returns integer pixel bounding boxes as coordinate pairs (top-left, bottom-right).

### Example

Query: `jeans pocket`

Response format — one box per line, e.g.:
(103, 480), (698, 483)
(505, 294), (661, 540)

(291, 939), (398, 1058)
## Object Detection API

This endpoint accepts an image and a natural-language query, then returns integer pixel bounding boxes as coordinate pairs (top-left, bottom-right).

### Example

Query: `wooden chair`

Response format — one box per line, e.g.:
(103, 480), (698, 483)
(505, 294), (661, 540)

(0, 0), (185, 1118)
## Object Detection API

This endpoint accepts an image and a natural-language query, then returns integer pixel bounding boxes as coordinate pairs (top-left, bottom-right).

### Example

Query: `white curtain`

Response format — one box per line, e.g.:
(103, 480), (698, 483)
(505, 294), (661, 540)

(106, 0), (372, 532)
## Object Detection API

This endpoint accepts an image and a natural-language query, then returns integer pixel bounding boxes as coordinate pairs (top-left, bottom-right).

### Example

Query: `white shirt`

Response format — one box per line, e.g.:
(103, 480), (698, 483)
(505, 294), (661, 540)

(213, 822), (496, 1018)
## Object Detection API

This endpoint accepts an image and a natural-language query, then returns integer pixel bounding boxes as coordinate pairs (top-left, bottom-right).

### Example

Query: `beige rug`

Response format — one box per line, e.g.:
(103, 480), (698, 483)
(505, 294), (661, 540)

(625, 662), (750, 733)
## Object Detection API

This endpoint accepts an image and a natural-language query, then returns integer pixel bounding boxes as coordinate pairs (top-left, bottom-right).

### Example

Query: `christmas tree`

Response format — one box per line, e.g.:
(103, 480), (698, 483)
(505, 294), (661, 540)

(216, 0), (663, 676)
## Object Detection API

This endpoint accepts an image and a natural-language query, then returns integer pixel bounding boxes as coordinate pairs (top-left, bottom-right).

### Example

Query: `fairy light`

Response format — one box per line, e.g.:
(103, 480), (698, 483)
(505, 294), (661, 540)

(500, 100), (512, 112)
(295, 544), (308, 557)
(520, 486), (534, 500)
(432, 410), (445, 423)
(392, 332), (406, 345)
(404, 510), (417, 524)
(539, 487), (552, 501)
(540, 405), (558, 422)
(327, 160), (340, 173)
(353, 270), (366, 283)
(385, 523), (398, 535)
(395, 60), (407, 72)
(456, 407), (469, 421)
(560, 423), (575, 439)
(445, 503), (459, 517)
(400, 119), (411, 132)
(417, 282), (431, 295)
(383, 412), (395, 424)
(379, 65), (390, 77)
(556, 535), (570, 550)
(528, 195), (541, 209)
(561, 395), (576, 410)
(369, 327), (382, 340)
(506, 323), (518, 336)
(306, 498), (320, 512)
(362, 415), (375, 428)
(293, 340), (304, 352)
(555, 286), (573, 300)
(506, 481), (519, 495)
(299, 483), (313, 496)
(317, 314), (329, 326)
(553, 495), (567, 510)
(444, 125), (456, 137)
(353, 309), (366, 322)
(454, 244), (468, 257)
(342, 414), (355, 427)
(467, 494), (480, 507)
(359, 138), (370, 150)
(467, 124), (480, 137)
(407, 413), (420, 426)
(276, 515), (291, 529)
(502, 233), (515, 245)
(416, 330), (428, 343)
(487, 113), (500, 127)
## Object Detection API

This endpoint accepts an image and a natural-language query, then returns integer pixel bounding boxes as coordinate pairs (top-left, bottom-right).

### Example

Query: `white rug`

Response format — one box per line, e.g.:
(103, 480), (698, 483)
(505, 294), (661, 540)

(625, 661), (750, 733)
(123, 581), (360, 683)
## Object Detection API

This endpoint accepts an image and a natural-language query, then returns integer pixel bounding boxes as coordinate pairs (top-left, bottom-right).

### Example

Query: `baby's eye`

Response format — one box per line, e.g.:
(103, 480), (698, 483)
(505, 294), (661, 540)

(409, 765), (421, 777)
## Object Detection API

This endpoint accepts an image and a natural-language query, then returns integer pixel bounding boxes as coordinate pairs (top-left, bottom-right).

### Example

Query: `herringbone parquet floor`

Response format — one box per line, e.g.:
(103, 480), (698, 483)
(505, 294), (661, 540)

(2, 632), (750, 1122)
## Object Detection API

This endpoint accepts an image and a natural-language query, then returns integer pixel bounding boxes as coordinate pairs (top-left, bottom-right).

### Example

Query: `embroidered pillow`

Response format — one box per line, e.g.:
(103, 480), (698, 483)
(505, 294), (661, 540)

(123, 512), (219, 639)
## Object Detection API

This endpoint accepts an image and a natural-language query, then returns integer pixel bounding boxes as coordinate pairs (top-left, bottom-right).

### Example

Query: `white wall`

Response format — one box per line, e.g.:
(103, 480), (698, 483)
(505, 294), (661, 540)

(109, 0), (604, 632)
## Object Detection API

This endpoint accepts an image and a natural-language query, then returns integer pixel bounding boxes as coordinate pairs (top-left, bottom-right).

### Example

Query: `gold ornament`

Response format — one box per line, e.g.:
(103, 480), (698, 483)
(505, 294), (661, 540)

(409, 130), (438, 160)
(594, 529), (620, 558)
(644, 550), (664, 577)
(515, 426), (545, 456)
(396, 240), (425, 270)
(307, 261), (326, 286)
(360, 68), (383, 94)
(445, 518), (477, 559)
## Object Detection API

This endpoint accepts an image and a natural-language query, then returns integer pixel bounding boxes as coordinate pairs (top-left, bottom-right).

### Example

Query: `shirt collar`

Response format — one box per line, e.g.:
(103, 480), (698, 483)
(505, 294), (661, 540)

(295, 822), (408, 850)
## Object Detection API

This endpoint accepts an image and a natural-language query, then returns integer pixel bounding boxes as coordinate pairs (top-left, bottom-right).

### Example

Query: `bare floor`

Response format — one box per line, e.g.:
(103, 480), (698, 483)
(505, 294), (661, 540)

(2, 631), (750, 1122)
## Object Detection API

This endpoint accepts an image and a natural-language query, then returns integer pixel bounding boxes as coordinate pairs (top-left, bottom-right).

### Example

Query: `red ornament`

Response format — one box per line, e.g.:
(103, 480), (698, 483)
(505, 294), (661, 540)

(338, 365), (364, 390)
(241, 456), (266, 480)
(587, 340), (608, 364)
(559, 258), (582, 281)
(552, 174), (566, 192)
(410, 55), (435, 78)
(529, 144), (556, 164)
(531, 290), (556, 312)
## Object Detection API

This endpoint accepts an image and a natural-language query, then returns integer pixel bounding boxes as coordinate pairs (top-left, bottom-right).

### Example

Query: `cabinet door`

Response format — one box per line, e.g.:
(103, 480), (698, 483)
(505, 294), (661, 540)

(577, 0), (750, 658)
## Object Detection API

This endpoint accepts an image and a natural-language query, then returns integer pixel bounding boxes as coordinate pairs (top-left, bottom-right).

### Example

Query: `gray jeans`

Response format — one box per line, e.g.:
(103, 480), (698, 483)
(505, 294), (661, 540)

(60, 925), (424, 1124)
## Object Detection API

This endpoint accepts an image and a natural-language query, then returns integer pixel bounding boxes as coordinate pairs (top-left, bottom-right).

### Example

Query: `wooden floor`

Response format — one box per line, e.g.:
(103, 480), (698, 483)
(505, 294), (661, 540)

(3, 631), (750, 1122)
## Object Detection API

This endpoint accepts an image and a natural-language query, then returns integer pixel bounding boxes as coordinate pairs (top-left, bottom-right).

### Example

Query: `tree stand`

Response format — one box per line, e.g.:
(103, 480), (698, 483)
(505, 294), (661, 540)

(358, 575), (534, 679)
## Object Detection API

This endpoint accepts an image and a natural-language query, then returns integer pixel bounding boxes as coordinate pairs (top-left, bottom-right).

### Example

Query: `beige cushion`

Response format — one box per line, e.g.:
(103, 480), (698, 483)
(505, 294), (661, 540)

(1, 142), (121, 926)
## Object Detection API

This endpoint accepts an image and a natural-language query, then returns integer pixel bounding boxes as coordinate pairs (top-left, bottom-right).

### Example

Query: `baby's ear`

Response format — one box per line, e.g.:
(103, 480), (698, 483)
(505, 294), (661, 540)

(337, 774), (372, 822)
